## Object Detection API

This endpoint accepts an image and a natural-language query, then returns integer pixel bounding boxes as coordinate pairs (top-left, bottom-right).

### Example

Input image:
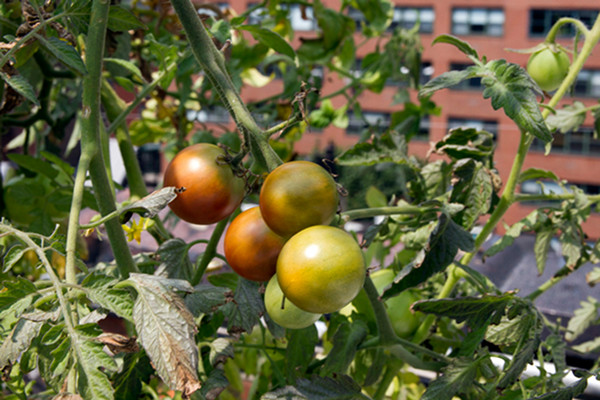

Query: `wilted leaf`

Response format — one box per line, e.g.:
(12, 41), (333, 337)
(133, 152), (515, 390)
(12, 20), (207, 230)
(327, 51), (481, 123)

(450, 159), (494, 229)
(127, 273), (201, 397)
(484, 211), (541, 258)
(497, 336), (540, 390)
(566, 297), (599, 342)
(185, 284), (229, 316)
(154, 238), (193, 280)
(546, 101), (587, 134)
(224, 278), (264, 334)
(534, 226), (554, 275)
(0, 317), (43, 368)
(119, 187), (179, 223)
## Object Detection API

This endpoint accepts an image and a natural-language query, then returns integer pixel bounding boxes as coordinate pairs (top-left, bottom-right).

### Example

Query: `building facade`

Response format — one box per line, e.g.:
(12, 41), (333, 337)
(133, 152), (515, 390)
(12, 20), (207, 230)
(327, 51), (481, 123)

(199, 0), (600, 237)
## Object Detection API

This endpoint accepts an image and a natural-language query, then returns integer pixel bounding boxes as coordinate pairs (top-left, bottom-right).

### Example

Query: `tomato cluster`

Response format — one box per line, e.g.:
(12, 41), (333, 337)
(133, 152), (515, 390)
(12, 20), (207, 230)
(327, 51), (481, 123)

(165, 150), (366, 329)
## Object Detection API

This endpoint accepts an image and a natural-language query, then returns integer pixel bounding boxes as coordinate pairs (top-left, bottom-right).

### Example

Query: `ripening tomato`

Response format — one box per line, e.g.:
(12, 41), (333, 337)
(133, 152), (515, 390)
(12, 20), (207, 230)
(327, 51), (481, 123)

(224, 207), (286, 282)
(264, 275), (322, 329)
(163, 143), (245, 225)
(259, 161), (338, 238)
(276, 225), (366, 314)
(527, 47), (570, 92)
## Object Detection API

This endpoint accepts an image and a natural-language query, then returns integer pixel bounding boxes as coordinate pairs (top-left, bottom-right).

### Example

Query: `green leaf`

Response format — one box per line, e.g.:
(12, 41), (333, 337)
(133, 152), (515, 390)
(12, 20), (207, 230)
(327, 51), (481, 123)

(127, 273), (201, 398)
(432, 34), (479, 60)
(285, 326), (319, 383)
(565, 297), (599, 342)
(113, 352), (154, 400)
(321, 320), (368, 376)
(546, 101), (587, 134)
(481, 59), (551, 142)
(239, 26), (296, 60)
(82, 273), (134, 321)
(153, 238), (193, 281)
(484, 211), (541, 258)
(184, 284), (229, 317)
(336, 122), (410, 166)
(223, 278), (264, 334)
(412, 294), (513, 328)
(518, 168), (559, 184)
(450, 159), (494, 229)
(75, 334), (118, 400)
(486, 311), (538, 349)
(572, 335), (600, 353)
(40, 37), (87, 74)
(2, 244), (27, 273)
(0, 73), (40, 106)
(263, 374), (369, 399)
(421, 356), (485, 400)
(365, 186), (388, 208)
(108, 5), (145, 31)
(586, 266), (600, 286)
(529, 374), (589, 400)
(435, 127), (495, 162)
(534, 226), (553, 275)
(382, 214), (474, 298)
(497, 336), (541, 390)
(419, 68), (477, 98)
(353, 0), (394, 33)
(104, 58), (143, 80)
(7, 153), (59, 181)
(0, 277), (37, 316)
(0, 317), (43, 369)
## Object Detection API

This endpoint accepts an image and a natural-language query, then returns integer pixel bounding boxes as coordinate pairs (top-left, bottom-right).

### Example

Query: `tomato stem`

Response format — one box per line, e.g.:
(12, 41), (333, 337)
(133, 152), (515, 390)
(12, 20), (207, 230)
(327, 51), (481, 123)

(191, 215), (232, 286)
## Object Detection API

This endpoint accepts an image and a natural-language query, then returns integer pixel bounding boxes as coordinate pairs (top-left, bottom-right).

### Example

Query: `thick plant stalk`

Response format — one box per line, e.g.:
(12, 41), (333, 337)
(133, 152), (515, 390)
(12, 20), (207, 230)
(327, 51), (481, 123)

(169, 0), (282, 171)
(411, 13), (600, 345)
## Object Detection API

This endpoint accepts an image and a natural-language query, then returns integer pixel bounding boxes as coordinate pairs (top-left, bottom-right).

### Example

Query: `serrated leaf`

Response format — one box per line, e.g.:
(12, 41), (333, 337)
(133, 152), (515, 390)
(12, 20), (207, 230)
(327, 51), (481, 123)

(546, 101), (587, 134)
(239, 25), (295, 59)
(497, 336), (540, 390)
(481, 59), (551, 142)
(2, 244), (27, 273)
(566, 297), (599, 342)
(0, 317), (43, 368)
(209, 338), (234, 367)
(0, 73), (40, 106)
(128, 273), (201, 397)
(262, 374), (369, 400)
(321, 320), (368, 376)
(108, 5), (145, 31)
(75, 336), (118, 400)
(450, 159), (493, 229)
(382, 214), (474, 298)
(484, 210), (540, 258)
(184, 284), (229, 317)
(153, 238), (193, 281)
(82, 273), (134, 321)
(39, 37), (87, 74)
(119, 187), (179, 223)
(486, 311), (538, 348)
(419, 68), (477, 98)
(435, 127), (495, 162)
(432, 34), (479, 59)
(336, 122), (410, 166)
(572, 336), (600, 353)
(586, 266), (600, 286)
(224, 278), (264, 334)
(421, 356), (485, 400)
(0, 277), (38, 316)
(413, 294), (513, 328)
(534, 227), (553, 275)
(529, 373), (589, 399)
(104, 58), (143, 80)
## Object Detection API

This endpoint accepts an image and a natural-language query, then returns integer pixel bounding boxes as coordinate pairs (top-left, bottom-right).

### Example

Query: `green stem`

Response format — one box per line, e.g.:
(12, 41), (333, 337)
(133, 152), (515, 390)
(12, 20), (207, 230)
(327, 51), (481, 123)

(191, 216), (230, 286)
(546, 17), (590, 43)
(411, 13), (600, 346)
(262, 114), (303, 138)
(169, 0), (282, 171)
(373, 362), (401, 400)
(341, 205), (426, 222)
(363, 275), (398, 345)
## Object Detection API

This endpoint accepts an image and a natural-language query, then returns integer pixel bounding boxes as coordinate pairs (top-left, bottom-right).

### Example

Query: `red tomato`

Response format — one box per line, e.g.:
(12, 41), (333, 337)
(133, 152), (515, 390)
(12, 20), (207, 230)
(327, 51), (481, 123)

(224, 207), (286, 282)
(163, 143), (245, 225)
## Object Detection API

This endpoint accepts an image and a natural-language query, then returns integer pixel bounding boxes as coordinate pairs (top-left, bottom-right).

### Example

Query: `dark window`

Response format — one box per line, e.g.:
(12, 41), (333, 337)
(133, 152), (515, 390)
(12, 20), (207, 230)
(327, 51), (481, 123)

(390, 7), (435, 33)
(451, 8), (504, 36)
(573, 69), (600, 97)
(529, 9), (599, 37)
(449, 63), (482, 90)
(187, 106), (230, 124)
(531, 127), (600, 157)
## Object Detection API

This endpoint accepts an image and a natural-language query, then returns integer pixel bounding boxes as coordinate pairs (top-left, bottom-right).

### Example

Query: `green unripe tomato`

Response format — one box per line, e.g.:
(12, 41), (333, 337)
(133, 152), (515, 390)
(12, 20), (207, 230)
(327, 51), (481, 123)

(264, 275), (322, 329)
(526, 47), (570, 92)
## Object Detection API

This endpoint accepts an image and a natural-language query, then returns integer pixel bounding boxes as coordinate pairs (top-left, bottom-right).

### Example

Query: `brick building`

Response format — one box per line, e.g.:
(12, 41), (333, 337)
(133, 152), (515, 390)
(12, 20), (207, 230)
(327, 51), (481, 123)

(195, 0), (600, 237)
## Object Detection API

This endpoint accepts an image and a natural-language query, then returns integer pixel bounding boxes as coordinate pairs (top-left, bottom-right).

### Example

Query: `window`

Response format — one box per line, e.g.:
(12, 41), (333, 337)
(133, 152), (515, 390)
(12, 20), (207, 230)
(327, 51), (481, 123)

(529, 9), (599, 37)
(573, 69), (600, 98)
(531, 127), (600, 156)
(451, 8), (504, 36)
(448, 117), (498, 137)
(390, 7), (435, 33)
(346, 111), (391, 135)
(283, 4), (317, 31)
(387, 62), (434, 87)
(247, 3), (266, 25)
(449, 63), (482, 90)
(187, 106), (230, 124)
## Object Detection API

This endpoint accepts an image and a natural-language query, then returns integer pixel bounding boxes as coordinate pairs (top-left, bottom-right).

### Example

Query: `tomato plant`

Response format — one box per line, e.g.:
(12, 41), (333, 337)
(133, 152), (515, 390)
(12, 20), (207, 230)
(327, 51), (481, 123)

(527, 46), (570, 92)
(276, 225), (366, 314)
(259, 161), (339, 238)
(223, 207), (285, 282)
(163, 143), (245, 225)
(264, 275), (322, 330)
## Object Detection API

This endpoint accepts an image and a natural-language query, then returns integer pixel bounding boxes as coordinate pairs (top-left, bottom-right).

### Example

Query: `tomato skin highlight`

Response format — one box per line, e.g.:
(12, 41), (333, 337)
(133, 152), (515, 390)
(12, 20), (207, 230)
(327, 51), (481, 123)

(163, 143), (245, 225)
(224, 207), (286, 282)
(264, 275), (322, 329)
(527, 47), (570, 92)
(276, 225), (366, 314)
(259, 161), (338, 238)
